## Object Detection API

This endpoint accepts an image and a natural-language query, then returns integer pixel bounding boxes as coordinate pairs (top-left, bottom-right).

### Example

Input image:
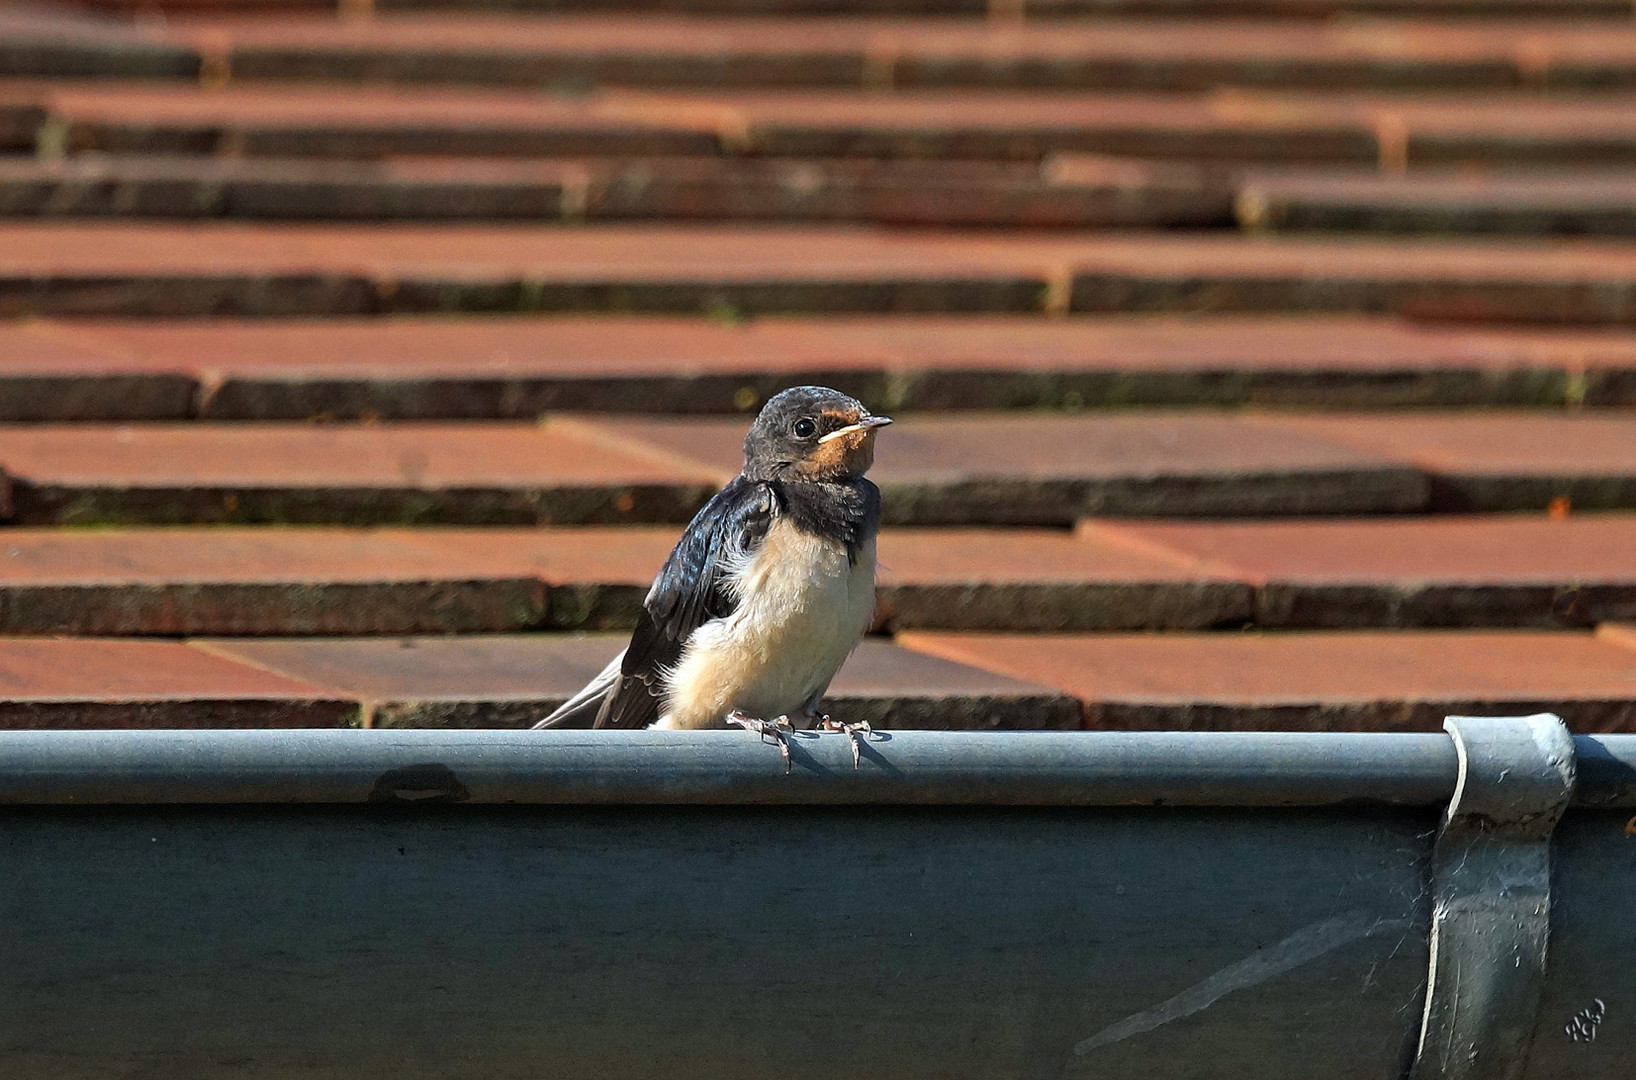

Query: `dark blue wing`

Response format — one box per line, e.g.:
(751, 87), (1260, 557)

(594, 477), (775, 730)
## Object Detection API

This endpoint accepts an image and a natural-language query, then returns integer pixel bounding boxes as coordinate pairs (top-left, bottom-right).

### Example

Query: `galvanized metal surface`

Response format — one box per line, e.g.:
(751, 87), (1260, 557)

(0, 727), (1631, 807)
(1523, 812), (1635, 1079)
(1410, 716), (1577, 1080)
(0, 726), (1631, 1080)
(2, 802), (1438, 1080)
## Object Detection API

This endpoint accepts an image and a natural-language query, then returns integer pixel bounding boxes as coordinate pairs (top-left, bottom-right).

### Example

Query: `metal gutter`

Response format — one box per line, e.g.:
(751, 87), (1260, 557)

(1411, 716), (1578, 1080)
(1, 720), (1631, 1080)
(0, 727), (1631, 806)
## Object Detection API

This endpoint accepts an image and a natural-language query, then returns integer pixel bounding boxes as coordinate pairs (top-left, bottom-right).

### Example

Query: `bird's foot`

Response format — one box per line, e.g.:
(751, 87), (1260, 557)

(822, 716), (875, 769)
(726, 710), (796, 774)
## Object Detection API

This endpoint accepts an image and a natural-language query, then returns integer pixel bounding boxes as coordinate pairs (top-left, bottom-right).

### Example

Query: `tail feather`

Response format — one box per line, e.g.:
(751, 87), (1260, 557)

(533, 649), (625, 729)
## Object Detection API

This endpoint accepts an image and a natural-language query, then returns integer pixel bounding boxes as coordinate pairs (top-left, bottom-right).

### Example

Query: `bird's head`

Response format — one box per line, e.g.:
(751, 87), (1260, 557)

(742, 386), (892, 483)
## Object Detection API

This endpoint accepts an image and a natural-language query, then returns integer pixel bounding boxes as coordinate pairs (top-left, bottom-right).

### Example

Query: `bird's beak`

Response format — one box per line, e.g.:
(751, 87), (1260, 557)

(818, 415), (893, 443)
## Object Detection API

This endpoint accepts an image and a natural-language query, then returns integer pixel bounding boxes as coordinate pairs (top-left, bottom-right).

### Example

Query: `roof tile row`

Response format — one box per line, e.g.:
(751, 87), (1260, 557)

(0, 411), (1632, 524)
(27, 10), (1636, 89)
(0, 410), (1632, 524)
(9, 223), (1636, 321)
(3, 314), (1631, 420)
(121, 15), (1636, 92)
(4, 627), (1635, 732)
(27, 83), (1636, 166)
(66, 0), (1636, 18)
(0, 515), (1631, 634)
(23, 156), (1636, 241)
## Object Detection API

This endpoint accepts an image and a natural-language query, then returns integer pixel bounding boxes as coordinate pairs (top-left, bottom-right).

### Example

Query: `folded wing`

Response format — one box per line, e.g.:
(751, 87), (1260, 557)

(534, 477), (775, 730)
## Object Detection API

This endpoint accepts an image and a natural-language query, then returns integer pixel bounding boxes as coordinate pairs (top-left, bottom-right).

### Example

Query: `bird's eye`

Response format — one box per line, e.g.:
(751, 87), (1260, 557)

(792, 418), (818, 439)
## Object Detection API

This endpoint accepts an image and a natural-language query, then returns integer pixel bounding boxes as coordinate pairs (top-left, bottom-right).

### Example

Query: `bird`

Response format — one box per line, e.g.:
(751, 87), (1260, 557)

(534, 386), (891, 767)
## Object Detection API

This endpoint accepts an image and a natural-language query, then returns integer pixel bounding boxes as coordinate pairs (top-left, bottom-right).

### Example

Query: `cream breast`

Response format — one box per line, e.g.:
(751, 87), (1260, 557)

(655, 518), (877, 729)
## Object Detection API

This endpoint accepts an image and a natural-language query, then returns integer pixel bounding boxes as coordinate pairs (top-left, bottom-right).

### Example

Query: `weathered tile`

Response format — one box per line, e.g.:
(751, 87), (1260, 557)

(823, 637), (1081, 728)
(0, 638), (357, 729)
(0, 222), (1050, 316)
(0, 523), (1236, 635)
(1598, 623), (1636, 653)
(0, 422), (719, 525)
(12, 223), (1636, 321)
(193, 634), (613, 728)
(1056, 229), (1636, 322)
(0, 6), (198, 79)
(0, 411), (1434, 526)
(0, 323), (195, 421)
(0, 95), (45, 153)
(426, 527), (676, 629)
(1036, 0), (1624, 14)
(898, 630), (1636, 732)
(7, 518), (1635, 635)
(1239, 168), (1636, 237)
(58, 315), (895, 419)
(457, 524), (1257, 630)
(1266, 412), (1636, 511)
(875, 527), (1252, 630)
(579, 155), (1230, 227)
(176, 14), (871, 88)
(195, 634), (1078, 729)
(818, 313), (1581, 408)
(41, 314), (1615, 419)
(155, 14), (1636, 93)
(604, 89), (1379, 162)
(1402, 94), (1636, 166)
(47, 83), (722, 157)
(890, 18), (1526, 92)
(590, 411), (1429, 523)
(1092, 515), (1636, 628)
(0, 528), (550, 634)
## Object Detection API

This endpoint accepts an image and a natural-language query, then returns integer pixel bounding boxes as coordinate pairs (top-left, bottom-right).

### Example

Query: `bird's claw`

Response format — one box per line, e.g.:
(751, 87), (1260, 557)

(726, 710), (795, 774)
(823, 716), (874, 769)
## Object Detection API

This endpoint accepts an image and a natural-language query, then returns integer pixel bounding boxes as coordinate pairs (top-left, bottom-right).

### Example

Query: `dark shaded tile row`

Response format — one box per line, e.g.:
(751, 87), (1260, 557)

(902, 625), (1636, 732)
(8, 315), (1635, 423)
(11, 223), (1636, 323)
(22, 13), (1636, 90)
(0, 412), (1631, 526)
(0, 154), (1234, 228)
(68, 0), (1636, 18)
(0, 635), (1079, 731)
(22, 84), (1636, 168)
(0, 515), (1629, 635)
(2, 627), (1634, 733)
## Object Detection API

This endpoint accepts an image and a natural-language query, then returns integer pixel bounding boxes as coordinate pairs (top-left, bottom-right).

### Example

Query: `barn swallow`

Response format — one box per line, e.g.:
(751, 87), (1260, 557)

(534, 386), (891, 768)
